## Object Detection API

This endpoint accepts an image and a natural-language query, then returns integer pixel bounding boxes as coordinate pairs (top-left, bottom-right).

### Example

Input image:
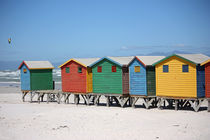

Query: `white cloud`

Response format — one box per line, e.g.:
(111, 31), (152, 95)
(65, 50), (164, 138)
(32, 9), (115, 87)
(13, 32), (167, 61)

(174, 44), (187, 47)
(121, 46), (128, 50)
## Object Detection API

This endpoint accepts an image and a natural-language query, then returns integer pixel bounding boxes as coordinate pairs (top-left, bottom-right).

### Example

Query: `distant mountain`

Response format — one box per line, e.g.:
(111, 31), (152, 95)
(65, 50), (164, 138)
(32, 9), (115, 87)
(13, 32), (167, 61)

(145, 50), (191, 56)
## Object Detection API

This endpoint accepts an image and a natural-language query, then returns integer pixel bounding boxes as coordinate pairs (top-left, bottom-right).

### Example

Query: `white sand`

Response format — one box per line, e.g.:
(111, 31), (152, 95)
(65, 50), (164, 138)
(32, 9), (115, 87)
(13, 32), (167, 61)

(0, 86), (210, 140)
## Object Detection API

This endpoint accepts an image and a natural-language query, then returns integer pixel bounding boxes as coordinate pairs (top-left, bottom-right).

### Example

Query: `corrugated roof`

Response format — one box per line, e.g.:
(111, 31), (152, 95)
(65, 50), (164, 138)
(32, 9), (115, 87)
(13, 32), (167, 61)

(59, 58), (100, 68)
(89, 57), (122, 67)
(136, 56), (165, 66)
(73, 58), (100, 66)
(107, 56), (134, 66)
(19, 61), (54, 69)
(153, 53), (210, 66)
(201, 59), (210, 66)
(177, 54), (210, 64)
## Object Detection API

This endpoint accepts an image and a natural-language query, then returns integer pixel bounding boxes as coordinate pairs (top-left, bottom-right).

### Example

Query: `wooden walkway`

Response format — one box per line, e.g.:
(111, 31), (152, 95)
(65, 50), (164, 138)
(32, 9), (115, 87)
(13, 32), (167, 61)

(21, 90), (210, 112)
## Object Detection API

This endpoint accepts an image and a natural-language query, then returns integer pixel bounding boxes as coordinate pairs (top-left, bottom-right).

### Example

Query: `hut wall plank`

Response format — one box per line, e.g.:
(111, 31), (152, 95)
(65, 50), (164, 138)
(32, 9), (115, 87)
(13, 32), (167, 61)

(61, 61), (87, 92)
(20, 65), (31, 90)
(92, 59), (123, 94)
(129, 59), (147, 95)
(155, 56), (197, 97)
(30, 69), (53, 90)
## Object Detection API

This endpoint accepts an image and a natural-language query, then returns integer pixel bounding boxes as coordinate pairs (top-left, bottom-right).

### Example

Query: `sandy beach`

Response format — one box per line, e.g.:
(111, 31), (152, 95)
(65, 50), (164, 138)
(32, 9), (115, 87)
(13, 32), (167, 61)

(0, 86), (210, 140)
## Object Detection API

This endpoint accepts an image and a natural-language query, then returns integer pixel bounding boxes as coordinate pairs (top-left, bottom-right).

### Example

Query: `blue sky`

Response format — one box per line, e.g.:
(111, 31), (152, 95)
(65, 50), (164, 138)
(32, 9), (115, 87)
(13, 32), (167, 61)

(0, 0), (210, 63)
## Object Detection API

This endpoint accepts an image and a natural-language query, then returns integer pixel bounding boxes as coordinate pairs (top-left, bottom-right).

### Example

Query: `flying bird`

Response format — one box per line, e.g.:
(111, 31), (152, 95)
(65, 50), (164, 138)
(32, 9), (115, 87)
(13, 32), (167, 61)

(8, 38), (11, 44)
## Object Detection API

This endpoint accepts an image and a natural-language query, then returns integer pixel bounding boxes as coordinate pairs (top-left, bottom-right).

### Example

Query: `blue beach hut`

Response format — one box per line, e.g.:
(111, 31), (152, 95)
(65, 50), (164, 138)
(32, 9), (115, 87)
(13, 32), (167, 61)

(128, 56), (165, 96)
(18, 61), (54, 91)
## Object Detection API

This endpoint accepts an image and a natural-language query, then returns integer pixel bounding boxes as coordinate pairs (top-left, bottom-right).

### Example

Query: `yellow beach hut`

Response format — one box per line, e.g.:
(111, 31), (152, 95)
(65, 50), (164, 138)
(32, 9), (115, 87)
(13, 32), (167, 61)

(153, 54), (209, 98)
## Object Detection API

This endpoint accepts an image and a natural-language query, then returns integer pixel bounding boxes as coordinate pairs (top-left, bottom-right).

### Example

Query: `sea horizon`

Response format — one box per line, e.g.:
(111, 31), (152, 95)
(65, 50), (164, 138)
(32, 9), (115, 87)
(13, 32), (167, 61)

(0, 69), (61, 89)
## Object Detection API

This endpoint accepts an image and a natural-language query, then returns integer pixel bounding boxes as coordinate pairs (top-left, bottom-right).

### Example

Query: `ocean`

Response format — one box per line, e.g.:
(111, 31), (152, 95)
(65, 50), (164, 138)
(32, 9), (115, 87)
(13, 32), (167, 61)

(0, 69), (61, 89)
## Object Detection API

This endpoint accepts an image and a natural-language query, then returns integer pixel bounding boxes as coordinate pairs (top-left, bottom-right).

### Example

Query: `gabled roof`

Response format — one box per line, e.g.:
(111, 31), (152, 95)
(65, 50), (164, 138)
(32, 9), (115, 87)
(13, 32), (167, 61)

(89, 57), (122, 67)
(201, 59), (210, 66)
(89, 56), (134, 67)
(152, 54), (209, 66)
(131, 56), (165, 66)
(177, 54), (209, 64)
(18, 61), (54, 70)
(59, 58), (100, 68)
(107, 56), (134, 66)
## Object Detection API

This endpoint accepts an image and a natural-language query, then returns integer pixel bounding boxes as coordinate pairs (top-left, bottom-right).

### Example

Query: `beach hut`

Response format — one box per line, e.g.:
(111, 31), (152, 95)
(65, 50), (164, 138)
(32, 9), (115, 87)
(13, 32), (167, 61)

(153, 54), (209, 98)
(18, 61), (54, 91)
(59, 58), (99, 93)
(201, 59), (210, 98)
(128, 56), (165, 96)
(89, 56), (134, 95)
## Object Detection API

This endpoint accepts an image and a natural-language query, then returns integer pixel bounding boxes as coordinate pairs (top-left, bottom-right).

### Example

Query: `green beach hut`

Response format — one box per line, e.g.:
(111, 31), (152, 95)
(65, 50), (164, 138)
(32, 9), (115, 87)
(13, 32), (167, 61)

(18, 61), (54, 91)
(89, 56), (134, 95)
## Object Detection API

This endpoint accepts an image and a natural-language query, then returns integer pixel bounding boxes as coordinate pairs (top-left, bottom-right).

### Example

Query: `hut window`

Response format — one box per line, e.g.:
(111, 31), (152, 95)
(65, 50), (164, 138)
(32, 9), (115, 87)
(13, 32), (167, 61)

(66, 67), (70, 73)
(23, 68), (27, 73)
(135, 66), (140, 72)
(112, 66), (116, 72)
(97, 66), (102, 72)
(163, 65), (168, 72)
(78, 67), (82, 73)
(182, 65), (189, 72)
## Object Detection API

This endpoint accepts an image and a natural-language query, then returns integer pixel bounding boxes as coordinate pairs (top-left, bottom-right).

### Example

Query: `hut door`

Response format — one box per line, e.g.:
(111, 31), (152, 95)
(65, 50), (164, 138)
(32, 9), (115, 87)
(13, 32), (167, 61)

(87, 67), (93, 92)
(122, 67), (129, 94)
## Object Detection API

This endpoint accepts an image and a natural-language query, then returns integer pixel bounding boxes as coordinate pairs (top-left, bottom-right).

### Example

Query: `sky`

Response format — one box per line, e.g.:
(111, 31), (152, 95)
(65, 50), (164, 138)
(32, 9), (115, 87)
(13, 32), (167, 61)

(0, 0), (210, 64)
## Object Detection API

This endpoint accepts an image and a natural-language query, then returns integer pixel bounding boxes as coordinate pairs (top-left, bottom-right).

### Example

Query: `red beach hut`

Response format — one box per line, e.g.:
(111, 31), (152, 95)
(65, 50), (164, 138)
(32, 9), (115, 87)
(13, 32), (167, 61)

(59, 58), (99, 93)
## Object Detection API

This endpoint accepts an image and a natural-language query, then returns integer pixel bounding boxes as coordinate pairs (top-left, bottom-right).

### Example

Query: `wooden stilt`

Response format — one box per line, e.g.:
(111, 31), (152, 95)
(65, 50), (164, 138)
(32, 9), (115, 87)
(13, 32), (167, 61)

(167, 99), (173, 108)
(142, 98), (155, 109)
(106, 96), (110, 107)
(41, 94), (44, 102)
(84, 95), (89, 105)
(189, 99), (203, 112)
(37, 92), (44, 104)
(59, 93), (63, 104)
(64, 94), (71, 104)
(163, 100), (166, 107)
(110, 97), (114, 105)
(129, 97), (133, 107)
(63, 94), (66, 103)
(81, 95), (87, 105)
(38, 93), (41, 104)
(67, 94), (69, 104)
(94, 95), (101, 106)
(47, 93), (49, 104)
(152, 98), (157, 107)
(131, 97), (139, 108)
(117, 97), (129, 108)
(55, 93), (60, 104)
(22, 91), (28, 102)
(157, 98), (164, 109)
(30, 91), (36, 103)
(174, 100), (178, 111)
(182, 100), (188, 108)
(30, 92), (33, 103)
(74, 95), (80, 105)
(84, 95), (94, 105)
(112, 96), (120, 105)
